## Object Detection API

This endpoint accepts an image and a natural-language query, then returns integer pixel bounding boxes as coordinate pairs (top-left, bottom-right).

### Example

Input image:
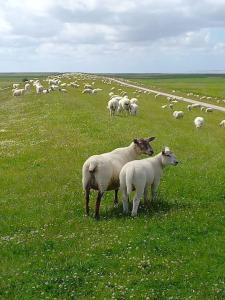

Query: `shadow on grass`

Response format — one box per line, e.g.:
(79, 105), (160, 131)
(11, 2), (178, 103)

(100, 197), (191, 220)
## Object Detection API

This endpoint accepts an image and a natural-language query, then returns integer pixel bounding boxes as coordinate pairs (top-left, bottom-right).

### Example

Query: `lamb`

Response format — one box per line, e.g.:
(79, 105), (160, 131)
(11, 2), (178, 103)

(194, 117), (204, 128)
(107, 98), (119, 116)
(119, 147), (178, 217)
(82, 137), (155, 219)
(130, 103), (138, 115)
(219, 120), (225, 127)
(173, 111), (184, 119)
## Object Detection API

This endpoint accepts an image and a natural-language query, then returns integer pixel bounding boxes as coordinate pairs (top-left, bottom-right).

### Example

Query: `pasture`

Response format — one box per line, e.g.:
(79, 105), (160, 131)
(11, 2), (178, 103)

(122, 74), (225, 107)
(0, 73), (225, 299)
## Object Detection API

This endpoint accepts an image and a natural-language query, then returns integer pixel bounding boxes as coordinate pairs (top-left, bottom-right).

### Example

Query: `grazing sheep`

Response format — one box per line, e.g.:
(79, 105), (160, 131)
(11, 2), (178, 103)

(205, 107), (213, 112)
(82, 137), (156, 219)
(219, 120), (225, 127)
(201, 107), (205, 111)
(194, 117), (204, 128)
(130, 98), (138, 104)
(169, 103), (174, 110)
(13, 89), (25, 96)
(130, 103), (138, 115)
(187, 105), (192, 111)
(82, 88), (93, 94)
(118, 97), (131, 114)
(173, 111), (184, 119)
(120, 147), (178, 216)
(191, 104), (201, 109)
(161, 105), (167, 109)
(107, 98), (119, 116)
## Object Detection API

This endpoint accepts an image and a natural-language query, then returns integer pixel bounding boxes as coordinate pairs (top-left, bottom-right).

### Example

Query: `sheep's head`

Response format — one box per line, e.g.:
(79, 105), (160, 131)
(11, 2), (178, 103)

(133, 137), (155, 156)
(162, 147), (179, 166)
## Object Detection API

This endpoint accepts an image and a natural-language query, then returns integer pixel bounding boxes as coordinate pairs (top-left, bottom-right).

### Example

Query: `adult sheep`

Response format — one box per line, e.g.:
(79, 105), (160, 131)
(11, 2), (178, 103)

(82, 137), (156, 219)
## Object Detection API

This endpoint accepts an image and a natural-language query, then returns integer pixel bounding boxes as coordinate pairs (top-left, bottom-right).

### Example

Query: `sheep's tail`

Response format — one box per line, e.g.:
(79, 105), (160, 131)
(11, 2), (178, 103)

(126, 168), (134, 195)
(82, 161), (97, 190)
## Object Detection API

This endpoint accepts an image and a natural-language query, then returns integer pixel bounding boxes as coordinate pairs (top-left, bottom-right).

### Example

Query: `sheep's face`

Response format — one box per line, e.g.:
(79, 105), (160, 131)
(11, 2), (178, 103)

(133, 137), (155, 156)
(162, 147), (179, 166)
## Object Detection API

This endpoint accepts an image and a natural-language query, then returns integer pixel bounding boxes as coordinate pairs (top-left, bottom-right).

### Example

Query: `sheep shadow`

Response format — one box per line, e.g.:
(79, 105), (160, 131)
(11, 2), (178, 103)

(101, 197), (190, 220)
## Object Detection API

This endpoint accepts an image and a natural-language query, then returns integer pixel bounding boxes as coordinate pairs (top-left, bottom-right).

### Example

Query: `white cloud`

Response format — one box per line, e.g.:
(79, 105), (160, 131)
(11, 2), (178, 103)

(1, 0), (225, 71)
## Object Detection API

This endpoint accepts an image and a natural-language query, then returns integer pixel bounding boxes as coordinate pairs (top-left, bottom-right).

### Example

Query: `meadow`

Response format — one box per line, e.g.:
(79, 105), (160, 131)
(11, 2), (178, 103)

(119, 74), (225, 107)
(0, 73), (225, 299)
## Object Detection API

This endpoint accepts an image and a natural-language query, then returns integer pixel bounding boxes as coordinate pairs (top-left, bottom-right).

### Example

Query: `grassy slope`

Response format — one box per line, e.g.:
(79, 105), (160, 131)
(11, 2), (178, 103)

(125, 75), (225, 107)
(0, 75), (225, 299)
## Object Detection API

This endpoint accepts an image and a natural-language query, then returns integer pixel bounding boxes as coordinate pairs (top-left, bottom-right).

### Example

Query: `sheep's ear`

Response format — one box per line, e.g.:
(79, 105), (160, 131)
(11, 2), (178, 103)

(147, 136), (156, 142)
(133, 138), (139, 144)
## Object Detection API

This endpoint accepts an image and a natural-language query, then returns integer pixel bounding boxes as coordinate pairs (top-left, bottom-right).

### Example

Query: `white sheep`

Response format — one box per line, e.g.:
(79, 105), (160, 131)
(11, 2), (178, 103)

(118, 97), (131, 114)
(82, 137), (155, 219)
(173, 111), (184, 119)
(107, 98), (119, 116)
(187, 105), (192, 111)
(120, 147), (178, 216)
(36, 85), (43, 94)
(130, 98), (138, 104)
(161, 105), (167, 109)
(194, 117), (204, 128)
(82, 88), (93, 94)
(130, 103), (138, 116)
(13, 89), (25, 96)
(13, 83), (20, 89)
(219, 120), (225, 127)
(205, 107), (213, 112)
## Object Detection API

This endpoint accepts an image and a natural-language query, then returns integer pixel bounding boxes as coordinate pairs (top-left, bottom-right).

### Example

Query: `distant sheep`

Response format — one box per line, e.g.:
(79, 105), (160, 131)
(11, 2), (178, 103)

(173, 111), (184, 119)
(219, 120), (225, 127)
(205, 107), (213, 112)
(194, 117), (204, 128)
(130, 103), (138, 116)
(13, 89), (25, 96)
(120, 147), (178, 216)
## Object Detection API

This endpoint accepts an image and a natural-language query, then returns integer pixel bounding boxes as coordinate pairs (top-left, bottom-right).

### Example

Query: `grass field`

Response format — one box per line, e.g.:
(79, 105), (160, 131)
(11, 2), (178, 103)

(0, 73), (225, 299)
(119, 74), (225, 107)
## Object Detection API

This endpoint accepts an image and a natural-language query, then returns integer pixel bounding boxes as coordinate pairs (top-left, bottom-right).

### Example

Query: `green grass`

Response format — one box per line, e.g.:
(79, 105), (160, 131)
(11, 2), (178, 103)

(123, 74), (225, 107)
(0, 74), (225, 299)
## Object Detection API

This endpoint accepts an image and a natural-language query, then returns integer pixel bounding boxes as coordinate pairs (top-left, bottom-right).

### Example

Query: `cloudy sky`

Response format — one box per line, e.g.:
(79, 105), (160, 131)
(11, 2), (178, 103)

(1, 0), (225, 73)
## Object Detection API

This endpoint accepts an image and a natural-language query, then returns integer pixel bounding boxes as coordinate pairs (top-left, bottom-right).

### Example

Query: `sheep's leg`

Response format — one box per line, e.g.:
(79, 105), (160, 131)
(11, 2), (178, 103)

(114, 189), (119, 207)
(144, 187), (150, 208)
(122, 191), (129, 214)
(131, 190), (143, 217)
(151, 182), (159, 202)
(85, 188), (90, 215)
(95, 191), (104, 220)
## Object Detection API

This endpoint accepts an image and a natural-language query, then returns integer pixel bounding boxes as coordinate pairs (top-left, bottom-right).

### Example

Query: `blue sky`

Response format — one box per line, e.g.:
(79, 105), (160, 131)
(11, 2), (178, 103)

(1, 0), (225, 73)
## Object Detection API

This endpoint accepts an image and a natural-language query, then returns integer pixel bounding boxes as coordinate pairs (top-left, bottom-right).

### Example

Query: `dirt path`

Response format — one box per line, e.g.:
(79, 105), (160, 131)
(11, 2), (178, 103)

(109, 78), (225, 113)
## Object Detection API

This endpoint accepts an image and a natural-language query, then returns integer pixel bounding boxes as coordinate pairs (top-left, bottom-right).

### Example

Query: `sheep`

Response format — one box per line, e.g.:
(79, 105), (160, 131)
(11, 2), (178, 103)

(13, 89), (25, 96)
(161, 105), (167, 109)
(13, 83), (20, 89)
(36, 85), (44, 94)
(169, 103), (174, 110)
(194, 117), (204, 128)
(130, 103), (138, 116)
(173, 111), (184, 119)
(120, 147), (178, 217)
(205, 107), (213, 112)
(219, 120), (225, 127)
(82, 88), (93, 94)
(118, 97), (131, 114)
(24, 83), (30, 92)
(201, 107), (205, 111)
(82, 137), (156, 219)
(107, 98), (119, 116)
(130, 98), (138, 104)
(84, 84), (93, 89)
